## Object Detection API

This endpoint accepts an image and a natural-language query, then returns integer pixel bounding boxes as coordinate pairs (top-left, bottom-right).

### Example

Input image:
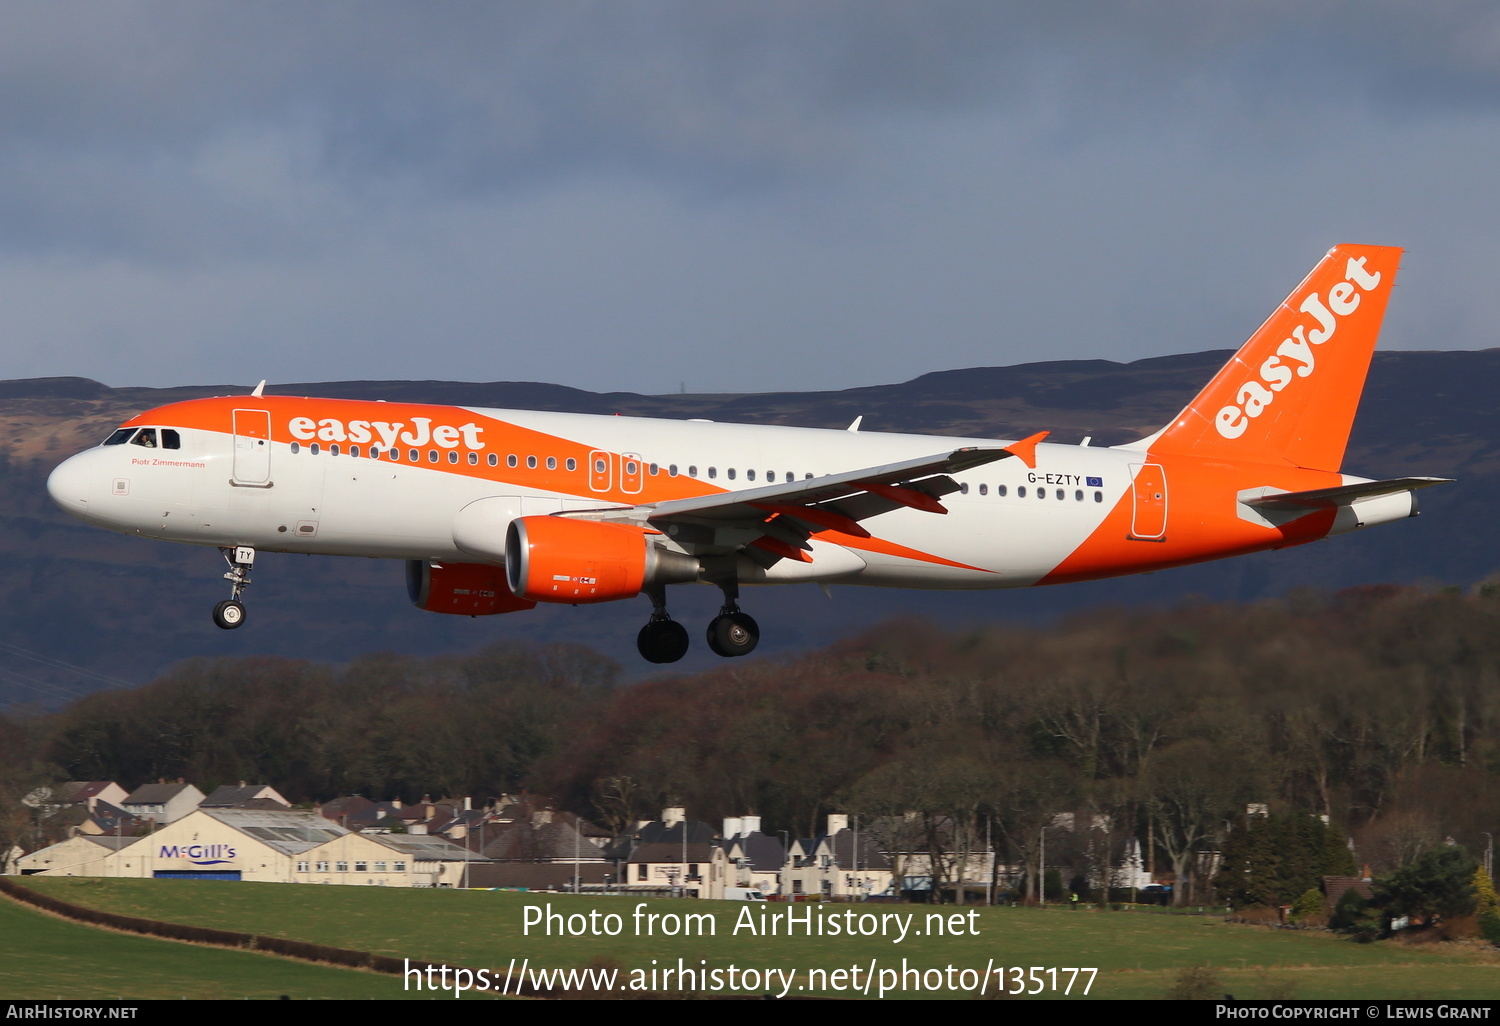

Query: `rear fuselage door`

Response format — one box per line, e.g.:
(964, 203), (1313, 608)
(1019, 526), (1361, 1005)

(232, 409), (272, 486)
(1129, 463), (1167, 540)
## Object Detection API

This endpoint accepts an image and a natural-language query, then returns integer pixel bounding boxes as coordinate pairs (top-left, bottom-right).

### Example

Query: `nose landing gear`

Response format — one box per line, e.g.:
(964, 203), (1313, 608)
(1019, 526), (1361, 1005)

(213, 546), (254, 630)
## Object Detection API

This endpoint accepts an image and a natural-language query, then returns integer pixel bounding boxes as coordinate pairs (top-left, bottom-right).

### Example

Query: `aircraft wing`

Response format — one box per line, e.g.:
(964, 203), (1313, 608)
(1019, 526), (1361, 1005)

(562, 435), (1045, 565)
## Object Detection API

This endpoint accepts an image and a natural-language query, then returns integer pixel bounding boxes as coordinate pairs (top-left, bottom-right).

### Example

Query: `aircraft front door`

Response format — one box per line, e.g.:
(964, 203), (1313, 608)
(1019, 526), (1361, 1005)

(1129, 463), (1167, 540)
(231, 409), (272, 487)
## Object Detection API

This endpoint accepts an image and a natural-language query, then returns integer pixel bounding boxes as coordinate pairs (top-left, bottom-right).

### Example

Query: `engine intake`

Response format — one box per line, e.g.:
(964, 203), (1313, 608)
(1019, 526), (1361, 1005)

(505, 516), (699, 604)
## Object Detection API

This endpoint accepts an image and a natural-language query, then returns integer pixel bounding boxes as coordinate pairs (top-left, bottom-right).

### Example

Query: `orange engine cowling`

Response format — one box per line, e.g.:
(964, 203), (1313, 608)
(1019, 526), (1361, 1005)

(407, 560), (538, 616)
(505, 516), (699, 604)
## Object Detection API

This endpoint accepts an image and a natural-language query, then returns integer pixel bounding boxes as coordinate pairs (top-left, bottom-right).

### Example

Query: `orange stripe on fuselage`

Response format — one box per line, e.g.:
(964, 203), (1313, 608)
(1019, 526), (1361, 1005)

(125, 396), (712, 506)
(125, 396), (986, 573)
(1039, 454), (1340, 585)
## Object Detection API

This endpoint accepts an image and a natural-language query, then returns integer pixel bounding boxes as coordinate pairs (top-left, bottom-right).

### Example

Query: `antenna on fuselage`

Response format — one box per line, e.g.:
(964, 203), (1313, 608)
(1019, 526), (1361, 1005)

(250, 380), (266, 398)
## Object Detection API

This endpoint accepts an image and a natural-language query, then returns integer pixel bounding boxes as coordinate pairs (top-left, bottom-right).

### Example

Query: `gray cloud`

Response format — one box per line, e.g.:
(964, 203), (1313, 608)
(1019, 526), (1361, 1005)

(0, 2), (1496, 391)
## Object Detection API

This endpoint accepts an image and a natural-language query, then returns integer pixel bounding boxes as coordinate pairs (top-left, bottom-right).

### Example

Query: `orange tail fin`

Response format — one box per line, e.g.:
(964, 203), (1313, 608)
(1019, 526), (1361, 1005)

(1144, 244), (1402, 472)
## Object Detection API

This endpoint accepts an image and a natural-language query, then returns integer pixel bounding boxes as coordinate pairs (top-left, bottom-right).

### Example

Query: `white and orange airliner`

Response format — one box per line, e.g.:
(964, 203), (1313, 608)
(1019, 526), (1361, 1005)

(47, 244), (1447, 663)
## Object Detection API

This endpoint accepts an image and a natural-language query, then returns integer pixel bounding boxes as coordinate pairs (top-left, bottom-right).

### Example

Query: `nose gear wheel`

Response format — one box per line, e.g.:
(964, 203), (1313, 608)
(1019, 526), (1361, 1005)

(212, 600), (246, 630)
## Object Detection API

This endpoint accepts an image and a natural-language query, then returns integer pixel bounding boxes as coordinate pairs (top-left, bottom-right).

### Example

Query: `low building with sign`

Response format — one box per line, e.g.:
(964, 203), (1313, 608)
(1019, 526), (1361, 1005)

(17, 807), (487, 887)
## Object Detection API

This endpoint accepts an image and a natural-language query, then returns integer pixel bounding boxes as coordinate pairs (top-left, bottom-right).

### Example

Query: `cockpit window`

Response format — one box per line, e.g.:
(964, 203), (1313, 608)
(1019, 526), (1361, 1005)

(161, 429), (181, 450)
(130, 428), (158, 449)
(103, 428), (135, 446)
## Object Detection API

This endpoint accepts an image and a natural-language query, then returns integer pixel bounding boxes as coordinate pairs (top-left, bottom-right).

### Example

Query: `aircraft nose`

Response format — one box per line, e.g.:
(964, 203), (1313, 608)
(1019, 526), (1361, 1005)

(47, 452), (95, 517)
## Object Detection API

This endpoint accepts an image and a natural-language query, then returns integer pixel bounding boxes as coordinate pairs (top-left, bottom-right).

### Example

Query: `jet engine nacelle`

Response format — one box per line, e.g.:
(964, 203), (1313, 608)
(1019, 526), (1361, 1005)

(407, 559), (538, 616)
(505, 516), (700, 604)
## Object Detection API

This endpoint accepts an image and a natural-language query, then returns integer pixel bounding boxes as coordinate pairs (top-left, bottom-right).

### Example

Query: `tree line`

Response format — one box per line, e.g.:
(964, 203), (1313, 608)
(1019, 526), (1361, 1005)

(5, 583), (1500, 907)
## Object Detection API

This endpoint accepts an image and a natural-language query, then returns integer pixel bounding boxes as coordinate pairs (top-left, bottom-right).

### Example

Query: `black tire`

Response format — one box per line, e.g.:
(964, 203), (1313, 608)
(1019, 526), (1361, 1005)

(213, 599), (247, 630)
(637, 619), (689, 663)
(706, 611), (759, 658)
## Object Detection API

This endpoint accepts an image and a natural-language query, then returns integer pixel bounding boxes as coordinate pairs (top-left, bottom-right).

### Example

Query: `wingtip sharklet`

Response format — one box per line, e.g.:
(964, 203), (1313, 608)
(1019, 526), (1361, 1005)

(1001, 431), (1050, 470)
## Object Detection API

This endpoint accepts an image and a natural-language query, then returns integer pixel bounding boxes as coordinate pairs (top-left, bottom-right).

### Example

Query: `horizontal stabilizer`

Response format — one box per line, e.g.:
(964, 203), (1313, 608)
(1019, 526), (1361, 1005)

(1240, 477), (1452, 512)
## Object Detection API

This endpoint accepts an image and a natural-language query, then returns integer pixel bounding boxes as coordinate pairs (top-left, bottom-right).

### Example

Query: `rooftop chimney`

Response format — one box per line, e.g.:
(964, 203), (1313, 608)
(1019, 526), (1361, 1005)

(827, 813), (849, 835)
(662, 806), (684, 828)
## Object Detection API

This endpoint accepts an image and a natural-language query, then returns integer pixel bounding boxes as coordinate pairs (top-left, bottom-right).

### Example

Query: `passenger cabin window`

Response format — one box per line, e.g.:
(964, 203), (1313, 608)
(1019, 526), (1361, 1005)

(408, 448), (419, 462)
(1018, 486), (1027, 497)
(330, 444), (340, 456)
(468, 452), (478, 465)
(447, 451), (458, 464)
(566, 458), (577, 471)
(546, 456), (556, 470)
(746, 469), (755, 481)
(959, 482), (969, 495)
(727, 468), (736, 480)
(310, 443), (321, 455)
(290, 441), (301, 454)
(103, 428), (135, 445)
(350, 445), (360, 457)
(669, 464), (678, 477)
(688, 466), (698, 477)
(487, 454), (498, 466)
(130, 428), (157, 448)
(528, 456), (538, 469)
(978, 483), (988, 496)
(997, 484), (1008, 497)
(707, 467), (715, 479)
(507, 454), (518, 468)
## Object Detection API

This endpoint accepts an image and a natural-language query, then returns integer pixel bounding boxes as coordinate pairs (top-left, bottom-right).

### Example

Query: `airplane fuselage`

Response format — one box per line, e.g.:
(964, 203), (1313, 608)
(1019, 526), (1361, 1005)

(47, 394), (1403, 589)
(43, 244), (1441, 662)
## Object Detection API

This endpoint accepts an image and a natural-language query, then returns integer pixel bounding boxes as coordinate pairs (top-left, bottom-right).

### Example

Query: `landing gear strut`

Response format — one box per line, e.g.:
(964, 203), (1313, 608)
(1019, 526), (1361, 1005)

(706, 579), (759, 658)
(214, 545), (254, 630)
(636, 586), (689, 664)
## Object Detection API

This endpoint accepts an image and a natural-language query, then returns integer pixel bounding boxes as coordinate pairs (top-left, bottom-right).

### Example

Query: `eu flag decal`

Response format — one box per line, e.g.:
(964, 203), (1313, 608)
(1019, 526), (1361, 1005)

(1086, 476), (1103, 487)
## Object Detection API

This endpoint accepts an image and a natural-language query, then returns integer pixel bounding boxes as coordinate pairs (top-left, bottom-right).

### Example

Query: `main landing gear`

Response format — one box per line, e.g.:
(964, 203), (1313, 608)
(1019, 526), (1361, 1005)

(634, 582), (760, 663)
(707, 577), (759, 658)
(637, 587), (690, 664)
(213, 545), (254, 630)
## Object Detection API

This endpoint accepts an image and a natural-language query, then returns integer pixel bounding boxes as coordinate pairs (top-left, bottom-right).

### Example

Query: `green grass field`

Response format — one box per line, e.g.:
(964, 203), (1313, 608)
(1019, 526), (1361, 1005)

(0, 892), (453, 1000)
(9, 878), (1500, 1000)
